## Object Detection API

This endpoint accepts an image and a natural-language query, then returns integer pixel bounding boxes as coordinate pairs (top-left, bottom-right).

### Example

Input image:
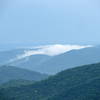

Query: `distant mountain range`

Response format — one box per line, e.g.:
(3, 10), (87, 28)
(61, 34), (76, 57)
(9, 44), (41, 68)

(0, 66), (48, 84)
(0, 48), (40, 65)
(0, 62), (100, 100)
(1, 45), (100, 74)
(10, 54), (51, 71)
(34, 45), (100, 74)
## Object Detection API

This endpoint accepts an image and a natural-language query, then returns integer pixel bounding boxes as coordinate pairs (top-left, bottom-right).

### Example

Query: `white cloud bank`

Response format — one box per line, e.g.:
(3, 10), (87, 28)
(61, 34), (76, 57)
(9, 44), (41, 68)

(14, 44), (92, 60)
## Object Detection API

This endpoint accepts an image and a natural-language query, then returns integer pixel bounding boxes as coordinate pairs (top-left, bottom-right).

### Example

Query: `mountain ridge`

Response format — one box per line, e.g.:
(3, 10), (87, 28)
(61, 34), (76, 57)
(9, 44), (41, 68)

(0, 65), (48, 84)
(0, 62), (100, 100)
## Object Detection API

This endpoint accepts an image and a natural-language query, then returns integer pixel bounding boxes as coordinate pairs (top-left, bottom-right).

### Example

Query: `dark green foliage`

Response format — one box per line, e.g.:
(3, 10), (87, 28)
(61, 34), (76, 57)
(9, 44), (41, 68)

(48, 78), (100, 100)
(0, 80), (34, 88)
(1, 63), (100, 100)
(0, 90), (6, 100)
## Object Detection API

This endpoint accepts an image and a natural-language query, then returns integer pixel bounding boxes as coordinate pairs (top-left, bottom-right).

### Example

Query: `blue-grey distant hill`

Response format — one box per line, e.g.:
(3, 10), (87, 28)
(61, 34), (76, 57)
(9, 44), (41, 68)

(0, 49), (24, 65)
(33, 46), (100, 74)
(1, 46), (100, 74)
(10, 54), (51, 70)
(0, 48), (51, 68)
(0, 66), (48, 84)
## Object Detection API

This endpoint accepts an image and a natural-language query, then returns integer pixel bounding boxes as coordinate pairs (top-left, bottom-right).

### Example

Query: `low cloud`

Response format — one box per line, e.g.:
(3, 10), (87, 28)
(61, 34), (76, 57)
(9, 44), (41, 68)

(9, 44), (92, 62)
(16, 44), (92, 58)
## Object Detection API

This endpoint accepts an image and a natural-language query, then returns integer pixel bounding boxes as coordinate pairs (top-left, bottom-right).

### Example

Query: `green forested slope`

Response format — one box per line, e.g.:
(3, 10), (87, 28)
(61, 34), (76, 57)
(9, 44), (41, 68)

(1, 63), (100, 100)
(0, 80), (34, 88)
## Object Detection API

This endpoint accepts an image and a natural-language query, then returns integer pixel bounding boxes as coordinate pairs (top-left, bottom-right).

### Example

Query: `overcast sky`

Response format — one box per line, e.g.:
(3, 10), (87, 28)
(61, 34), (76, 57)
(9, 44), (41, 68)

(0, 0), (100, 47)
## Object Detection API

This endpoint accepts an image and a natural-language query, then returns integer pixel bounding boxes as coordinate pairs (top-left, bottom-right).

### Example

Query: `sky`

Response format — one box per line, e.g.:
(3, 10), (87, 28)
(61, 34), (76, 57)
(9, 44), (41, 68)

(0, 0), (100, 48)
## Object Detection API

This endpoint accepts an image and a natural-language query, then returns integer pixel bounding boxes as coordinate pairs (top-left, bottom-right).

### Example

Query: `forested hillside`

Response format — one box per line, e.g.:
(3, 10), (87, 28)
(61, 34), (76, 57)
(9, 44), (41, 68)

(0, 63), (100, 100)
